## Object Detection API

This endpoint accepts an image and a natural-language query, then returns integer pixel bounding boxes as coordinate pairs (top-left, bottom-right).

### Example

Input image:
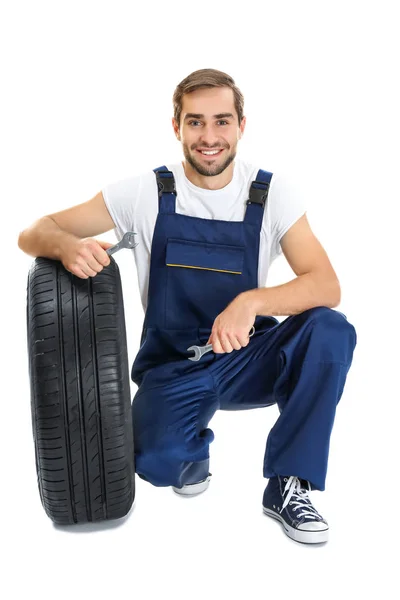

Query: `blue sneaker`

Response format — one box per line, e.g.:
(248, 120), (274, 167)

(262, 475), (329, 544)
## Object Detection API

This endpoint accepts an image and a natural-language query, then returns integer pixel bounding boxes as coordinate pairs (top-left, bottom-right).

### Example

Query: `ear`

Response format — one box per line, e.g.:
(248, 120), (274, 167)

(239, 115), (246, 138)
(172, 117), (180, 140)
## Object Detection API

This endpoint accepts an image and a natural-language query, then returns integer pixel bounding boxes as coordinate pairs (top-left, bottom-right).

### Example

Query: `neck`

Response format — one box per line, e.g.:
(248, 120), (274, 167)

(182, 160), (235, 190)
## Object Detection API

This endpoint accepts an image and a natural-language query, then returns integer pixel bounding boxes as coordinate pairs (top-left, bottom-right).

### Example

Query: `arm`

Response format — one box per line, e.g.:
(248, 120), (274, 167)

(241, 213), (341, 316)
(17, 191), (115, 259)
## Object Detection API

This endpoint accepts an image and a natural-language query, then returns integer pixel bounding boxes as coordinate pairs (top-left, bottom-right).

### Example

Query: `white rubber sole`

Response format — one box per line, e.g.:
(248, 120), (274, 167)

(263, 507), (329, 544)
(172, 475), (211, 496)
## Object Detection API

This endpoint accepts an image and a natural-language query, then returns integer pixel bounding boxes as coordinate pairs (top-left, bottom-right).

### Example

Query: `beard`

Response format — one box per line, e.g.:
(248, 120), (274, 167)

(183, 144), (237, 177)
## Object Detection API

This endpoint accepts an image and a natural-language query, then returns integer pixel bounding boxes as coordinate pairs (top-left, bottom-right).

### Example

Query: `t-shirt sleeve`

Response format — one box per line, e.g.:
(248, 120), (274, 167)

(267, 172), (307, 263)
(101, 175), (141, 242)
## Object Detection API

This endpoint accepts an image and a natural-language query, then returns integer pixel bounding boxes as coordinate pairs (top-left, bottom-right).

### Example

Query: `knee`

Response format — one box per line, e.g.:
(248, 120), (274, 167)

(307, 306), (357, 362)
(132, 428), (184, 487)
(133, 427), (212, 488)
(133, 419), (212, 462)
(309, 306), (356, 337)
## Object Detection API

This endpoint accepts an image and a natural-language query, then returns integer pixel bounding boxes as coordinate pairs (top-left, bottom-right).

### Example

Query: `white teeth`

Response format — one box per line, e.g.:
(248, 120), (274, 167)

(200, 150), (221, 155)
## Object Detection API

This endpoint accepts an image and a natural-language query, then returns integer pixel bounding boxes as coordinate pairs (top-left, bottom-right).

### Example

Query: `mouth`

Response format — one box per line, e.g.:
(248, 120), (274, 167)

(196, 148), (225, 159)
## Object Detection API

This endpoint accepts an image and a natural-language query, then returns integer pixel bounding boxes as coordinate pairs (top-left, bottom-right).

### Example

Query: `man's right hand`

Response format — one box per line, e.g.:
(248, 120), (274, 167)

(61, 237), (114, 279)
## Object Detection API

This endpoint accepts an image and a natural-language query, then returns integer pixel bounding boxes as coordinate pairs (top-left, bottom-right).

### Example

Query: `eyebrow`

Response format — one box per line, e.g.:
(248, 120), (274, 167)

(184, 113), (235, 121)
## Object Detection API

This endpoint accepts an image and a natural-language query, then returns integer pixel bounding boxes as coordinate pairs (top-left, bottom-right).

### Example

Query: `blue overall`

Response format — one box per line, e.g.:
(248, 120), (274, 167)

(130, 166), (357, 492)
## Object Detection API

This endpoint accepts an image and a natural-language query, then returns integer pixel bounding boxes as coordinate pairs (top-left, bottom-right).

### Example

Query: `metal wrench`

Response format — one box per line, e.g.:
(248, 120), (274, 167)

(187, 326), (255, 361)
(106, 231), (138, 255)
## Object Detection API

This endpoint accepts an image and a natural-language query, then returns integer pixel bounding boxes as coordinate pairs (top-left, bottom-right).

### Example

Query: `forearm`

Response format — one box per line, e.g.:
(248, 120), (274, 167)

(241, 272), (341, 317)
(18, 217), (79, 259)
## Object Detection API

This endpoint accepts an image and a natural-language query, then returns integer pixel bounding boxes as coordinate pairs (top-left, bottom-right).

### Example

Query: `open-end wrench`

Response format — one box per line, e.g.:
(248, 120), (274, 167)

(187, 326), (255, 361)
(106, 231), (138, 255)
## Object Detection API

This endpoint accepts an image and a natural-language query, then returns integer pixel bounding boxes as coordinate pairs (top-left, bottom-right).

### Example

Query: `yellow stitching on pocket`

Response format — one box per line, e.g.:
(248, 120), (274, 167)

(166, 263), (242, 274)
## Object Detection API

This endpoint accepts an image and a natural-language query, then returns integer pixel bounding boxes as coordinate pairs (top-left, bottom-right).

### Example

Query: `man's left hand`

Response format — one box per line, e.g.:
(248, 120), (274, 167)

(206, 293), (256, 354)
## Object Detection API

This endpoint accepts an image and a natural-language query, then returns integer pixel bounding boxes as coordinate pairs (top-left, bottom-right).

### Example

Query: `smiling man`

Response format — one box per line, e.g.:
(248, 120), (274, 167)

(18, 68), (357, 545)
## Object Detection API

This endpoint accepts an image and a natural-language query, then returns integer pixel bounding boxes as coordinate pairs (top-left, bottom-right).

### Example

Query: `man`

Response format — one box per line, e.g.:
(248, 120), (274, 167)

(18, 68), (357, 545)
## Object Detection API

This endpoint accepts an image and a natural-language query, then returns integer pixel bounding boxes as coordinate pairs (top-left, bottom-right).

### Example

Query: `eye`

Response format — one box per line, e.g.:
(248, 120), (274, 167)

(188, 120), (229, 126)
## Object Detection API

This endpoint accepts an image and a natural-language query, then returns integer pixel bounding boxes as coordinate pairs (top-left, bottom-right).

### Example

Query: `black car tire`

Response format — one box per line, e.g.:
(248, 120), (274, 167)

(26, 256), (135, 525)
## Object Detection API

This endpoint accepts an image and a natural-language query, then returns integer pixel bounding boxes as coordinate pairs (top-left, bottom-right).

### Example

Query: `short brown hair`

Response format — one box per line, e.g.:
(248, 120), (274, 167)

(173, 68), (244, 127)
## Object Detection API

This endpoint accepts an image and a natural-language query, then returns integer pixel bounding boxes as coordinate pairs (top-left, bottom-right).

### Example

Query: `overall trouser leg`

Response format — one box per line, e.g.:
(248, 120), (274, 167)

(131, 370), (218, 488)
(210, 306), (357, 491)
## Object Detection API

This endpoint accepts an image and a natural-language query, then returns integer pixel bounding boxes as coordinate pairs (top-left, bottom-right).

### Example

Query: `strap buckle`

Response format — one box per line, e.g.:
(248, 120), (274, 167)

(156, 170), (177, 197)
(246, 180), (270, 207)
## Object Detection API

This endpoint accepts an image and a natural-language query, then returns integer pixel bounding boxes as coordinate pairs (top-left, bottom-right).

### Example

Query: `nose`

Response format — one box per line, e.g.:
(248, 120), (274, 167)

(199, 124), (220, 146)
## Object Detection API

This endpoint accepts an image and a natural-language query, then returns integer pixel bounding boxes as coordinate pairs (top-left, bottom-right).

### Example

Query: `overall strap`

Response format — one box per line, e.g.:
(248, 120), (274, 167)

(244, 169), (273, 230)
(154, 166), (177, 214)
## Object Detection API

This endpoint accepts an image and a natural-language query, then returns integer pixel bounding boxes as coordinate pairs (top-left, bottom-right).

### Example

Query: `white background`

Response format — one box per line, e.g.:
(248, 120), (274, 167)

(2, 0), (399, 598)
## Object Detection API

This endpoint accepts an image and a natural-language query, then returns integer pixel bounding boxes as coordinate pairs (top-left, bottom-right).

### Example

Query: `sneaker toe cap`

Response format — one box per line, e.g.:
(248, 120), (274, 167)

(298, 519), (328, 531)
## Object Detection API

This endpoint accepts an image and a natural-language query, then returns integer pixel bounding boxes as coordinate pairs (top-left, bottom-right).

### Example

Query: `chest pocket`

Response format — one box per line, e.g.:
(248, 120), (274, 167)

(165, 238), (246, 330)
(166, 238), (244, 274)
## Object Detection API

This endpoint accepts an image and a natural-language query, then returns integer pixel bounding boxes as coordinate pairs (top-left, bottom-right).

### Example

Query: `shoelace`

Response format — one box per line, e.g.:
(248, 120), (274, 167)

(280, 476), (323, 520)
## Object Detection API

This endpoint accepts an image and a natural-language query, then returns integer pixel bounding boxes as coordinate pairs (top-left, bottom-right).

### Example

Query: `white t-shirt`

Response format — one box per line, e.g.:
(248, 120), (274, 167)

(102, 158), (306, 313)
